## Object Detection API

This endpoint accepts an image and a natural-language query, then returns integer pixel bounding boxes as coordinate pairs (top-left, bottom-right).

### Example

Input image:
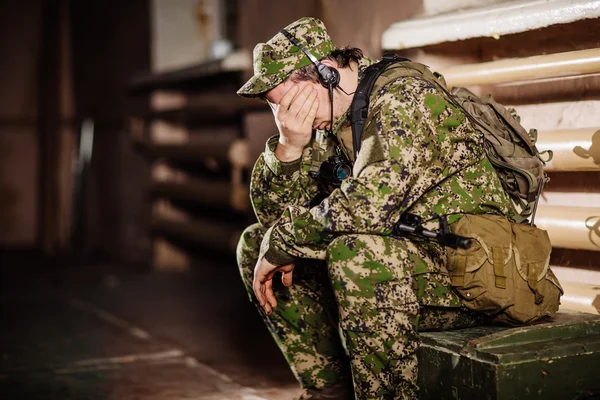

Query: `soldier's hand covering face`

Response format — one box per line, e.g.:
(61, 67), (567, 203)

(267, 83), (319, 153)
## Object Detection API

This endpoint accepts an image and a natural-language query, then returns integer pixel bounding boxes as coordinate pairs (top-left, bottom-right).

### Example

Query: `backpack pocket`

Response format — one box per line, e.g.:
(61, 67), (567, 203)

(447, 214), (563, 325)
(447, 221), (516, 315)
(496, 223), (564, 325)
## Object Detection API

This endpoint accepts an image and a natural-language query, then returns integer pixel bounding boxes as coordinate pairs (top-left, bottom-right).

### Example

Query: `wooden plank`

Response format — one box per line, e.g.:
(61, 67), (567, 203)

(538, 128), (600, 172)
(130, 50), (251, 92)
(149, 180), (250, 213)
(134, 138), (249, 168)
(149, 216), (242, 254)
(536, 205), (600, 252)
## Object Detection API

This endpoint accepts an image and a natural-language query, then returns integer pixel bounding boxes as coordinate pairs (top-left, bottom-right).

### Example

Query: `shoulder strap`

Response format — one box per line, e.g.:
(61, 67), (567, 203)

(350, 54), (409, 160)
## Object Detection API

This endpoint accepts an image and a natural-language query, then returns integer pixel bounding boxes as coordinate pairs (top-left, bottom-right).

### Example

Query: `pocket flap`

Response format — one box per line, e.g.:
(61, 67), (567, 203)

(448, 214), (513, 273)
(512, 224), (552, 283)
(545, 268), (565, 295)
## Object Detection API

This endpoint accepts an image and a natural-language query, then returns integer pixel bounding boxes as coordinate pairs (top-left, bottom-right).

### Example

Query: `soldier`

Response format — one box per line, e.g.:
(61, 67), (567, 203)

(236, 17), (512, 399)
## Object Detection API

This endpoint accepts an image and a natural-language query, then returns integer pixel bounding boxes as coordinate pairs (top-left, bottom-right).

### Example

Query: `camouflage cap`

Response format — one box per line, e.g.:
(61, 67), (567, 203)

(237, 17), (335, 98)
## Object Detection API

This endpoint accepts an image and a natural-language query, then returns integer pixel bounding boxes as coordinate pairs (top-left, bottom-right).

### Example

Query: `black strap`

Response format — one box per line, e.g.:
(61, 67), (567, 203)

(350, 54), (409, 160)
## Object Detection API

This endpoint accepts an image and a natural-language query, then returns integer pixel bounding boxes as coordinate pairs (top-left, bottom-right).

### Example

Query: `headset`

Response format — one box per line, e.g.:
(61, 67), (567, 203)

(280, 29), (340, 89)
(280, 28), (352, 189)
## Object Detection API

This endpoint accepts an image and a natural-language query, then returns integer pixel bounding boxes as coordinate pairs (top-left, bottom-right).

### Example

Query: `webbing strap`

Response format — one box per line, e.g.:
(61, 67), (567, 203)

(450, 255), (467, 287)
(492, 247), (507, 289)
(526, 263), (545, 305)
(350, 54), (409, 159)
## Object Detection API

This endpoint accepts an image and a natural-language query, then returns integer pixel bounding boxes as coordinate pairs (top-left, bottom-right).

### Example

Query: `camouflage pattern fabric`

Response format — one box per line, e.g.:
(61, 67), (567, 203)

(237, 16), (512, 400)
(237, 223), (352, 391)
(237, 17), (335, 98)
(237, 223), (485, 399)
(249, 131), (335, 229)
(258, 69), (512, 269)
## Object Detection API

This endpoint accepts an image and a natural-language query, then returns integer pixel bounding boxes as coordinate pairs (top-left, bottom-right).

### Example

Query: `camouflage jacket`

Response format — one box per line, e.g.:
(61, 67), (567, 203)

(251, 57), (512, 268)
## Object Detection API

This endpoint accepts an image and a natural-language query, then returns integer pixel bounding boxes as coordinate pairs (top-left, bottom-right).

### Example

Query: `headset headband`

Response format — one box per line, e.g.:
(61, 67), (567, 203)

(280, 29), (321, 67)
(279, 28), (340, 89)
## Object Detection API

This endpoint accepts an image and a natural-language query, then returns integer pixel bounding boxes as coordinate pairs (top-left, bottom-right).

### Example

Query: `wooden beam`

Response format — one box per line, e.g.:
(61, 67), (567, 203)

(536, 205), (600, 252)
(441, 48), (600, 87)
(552, 266), (600, 315)
(538, 128), (600, 171)
(149, 179), (250, 213)
(149, 216), (242, 253)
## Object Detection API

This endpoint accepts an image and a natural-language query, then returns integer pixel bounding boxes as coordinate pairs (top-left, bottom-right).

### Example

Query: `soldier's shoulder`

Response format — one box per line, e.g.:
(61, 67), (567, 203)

(370, 75), (434, 110)
(383, 74), (436, 93)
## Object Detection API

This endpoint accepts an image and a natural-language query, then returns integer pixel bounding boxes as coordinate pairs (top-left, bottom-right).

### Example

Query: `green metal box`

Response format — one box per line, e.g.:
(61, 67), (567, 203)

(417, 311), (600, 399)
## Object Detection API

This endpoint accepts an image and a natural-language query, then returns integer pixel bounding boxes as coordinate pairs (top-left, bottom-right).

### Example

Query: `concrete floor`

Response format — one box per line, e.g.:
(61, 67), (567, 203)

(0, 252), (302, 400)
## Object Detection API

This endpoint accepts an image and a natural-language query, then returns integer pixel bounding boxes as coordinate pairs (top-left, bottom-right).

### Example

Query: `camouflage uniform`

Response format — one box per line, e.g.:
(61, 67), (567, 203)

(237, 17), (512, 399)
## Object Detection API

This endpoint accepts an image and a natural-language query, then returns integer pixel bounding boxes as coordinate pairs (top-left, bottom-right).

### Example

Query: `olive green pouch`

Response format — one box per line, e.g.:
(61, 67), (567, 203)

(447, 214), (563, 325)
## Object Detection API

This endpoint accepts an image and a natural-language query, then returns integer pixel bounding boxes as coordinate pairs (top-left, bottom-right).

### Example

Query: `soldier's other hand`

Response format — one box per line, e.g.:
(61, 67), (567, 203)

(273, 84), (319, 152)
(253, 257), (295, 315)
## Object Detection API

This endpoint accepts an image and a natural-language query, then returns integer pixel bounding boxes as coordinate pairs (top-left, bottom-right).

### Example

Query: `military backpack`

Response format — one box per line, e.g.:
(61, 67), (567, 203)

(351, 54), (552, 223)
(350, 55), (563, 324)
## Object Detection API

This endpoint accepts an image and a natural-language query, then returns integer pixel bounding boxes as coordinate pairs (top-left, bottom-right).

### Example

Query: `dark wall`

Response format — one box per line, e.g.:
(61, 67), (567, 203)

(70, 0), (150, 121)
(69, 0), (152, 265)
(0, 0), (152, 267)
(0, 1), (42, 247)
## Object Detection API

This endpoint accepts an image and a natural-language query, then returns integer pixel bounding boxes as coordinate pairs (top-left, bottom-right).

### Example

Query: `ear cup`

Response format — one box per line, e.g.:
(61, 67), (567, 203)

(317, 64), (340, 88)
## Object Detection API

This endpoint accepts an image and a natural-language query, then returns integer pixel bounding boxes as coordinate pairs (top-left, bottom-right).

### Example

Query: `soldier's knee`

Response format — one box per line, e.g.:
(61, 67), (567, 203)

(236, 223), (266, 282)
(326, 234), (369, 272)
(326, 234), (414, 280)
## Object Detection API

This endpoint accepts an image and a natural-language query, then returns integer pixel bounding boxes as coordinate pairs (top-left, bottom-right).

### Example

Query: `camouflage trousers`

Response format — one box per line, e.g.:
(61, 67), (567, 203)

(236, 223), (484, 399)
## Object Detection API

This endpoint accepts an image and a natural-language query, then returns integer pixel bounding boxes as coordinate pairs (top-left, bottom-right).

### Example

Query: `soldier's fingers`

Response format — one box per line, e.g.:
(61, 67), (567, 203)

(281, 269), (293, 287)
(253, 260), (270, 306)
(278, 85), (300, 112)
(253, 277), (264, 306)
(288, 85), (314, 119)
(261, 280), (273, 314)
(296, 89), (316, 121)
(263, 301), (272, 315)
(265, 279), (277, 309)
(303, 95), (319, 129)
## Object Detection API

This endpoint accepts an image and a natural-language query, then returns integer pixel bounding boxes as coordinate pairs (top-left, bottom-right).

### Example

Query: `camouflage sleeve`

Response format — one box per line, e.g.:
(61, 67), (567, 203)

(260, 76), (485, 266)
(250, 135), (320, 228)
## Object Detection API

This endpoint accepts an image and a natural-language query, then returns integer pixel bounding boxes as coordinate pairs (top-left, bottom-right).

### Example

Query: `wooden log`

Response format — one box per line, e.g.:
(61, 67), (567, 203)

(552, 266), (600, 315)
(228, 138), (250, 169)
(230, 184), (250, 213)
(129, 49), (251, 91)
(150, 180), (228, 207)
(440, 48), (600, 87)
(558, 280), (599, 315)
(134, 138), (250, 168)
(149, 90), (266, 115)
(540, 192), (600, 209)
(482, 74), (600, 106)
(149, 216), (242, 253)
(150, 179), (250, 213)
(537, 128), (600, 171)
(134, 140), (229, 163)
(535, 205), (600, 252)
(153, 238), (189, 271)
